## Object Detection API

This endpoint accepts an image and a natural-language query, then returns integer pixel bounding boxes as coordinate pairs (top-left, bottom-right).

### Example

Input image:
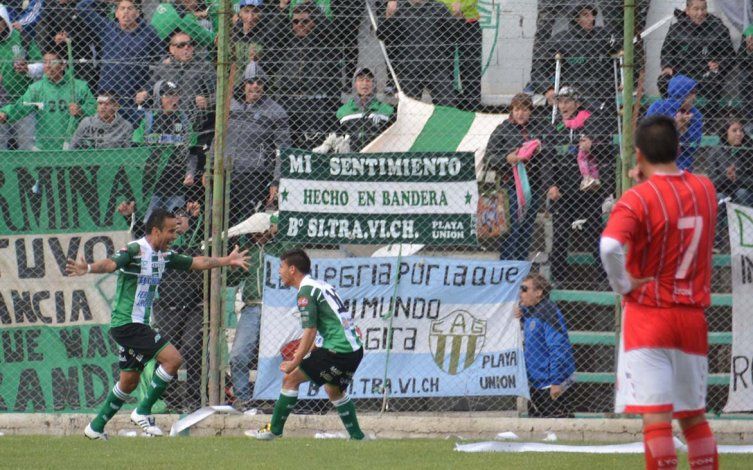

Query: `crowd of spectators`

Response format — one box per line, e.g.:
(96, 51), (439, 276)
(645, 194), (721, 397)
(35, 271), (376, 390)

(8, 0), (749, 415)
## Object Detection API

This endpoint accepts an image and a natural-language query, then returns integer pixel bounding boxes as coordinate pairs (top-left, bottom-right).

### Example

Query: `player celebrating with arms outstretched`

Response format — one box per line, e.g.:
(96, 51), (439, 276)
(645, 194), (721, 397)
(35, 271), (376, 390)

(600, 115), (718, 469)
(252, 249), (366, 440)
(66, 208), (249, 439)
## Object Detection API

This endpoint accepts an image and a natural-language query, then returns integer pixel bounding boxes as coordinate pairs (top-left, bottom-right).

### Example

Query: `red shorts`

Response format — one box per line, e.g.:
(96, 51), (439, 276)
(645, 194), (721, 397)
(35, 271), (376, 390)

(615, 303), (708, 418)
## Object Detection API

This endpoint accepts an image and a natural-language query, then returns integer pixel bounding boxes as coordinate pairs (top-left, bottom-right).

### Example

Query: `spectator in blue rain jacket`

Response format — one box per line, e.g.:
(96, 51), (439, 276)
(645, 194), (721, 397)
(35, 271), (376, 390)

(645, 74), (703, 171)
(515, 273), (576, 418)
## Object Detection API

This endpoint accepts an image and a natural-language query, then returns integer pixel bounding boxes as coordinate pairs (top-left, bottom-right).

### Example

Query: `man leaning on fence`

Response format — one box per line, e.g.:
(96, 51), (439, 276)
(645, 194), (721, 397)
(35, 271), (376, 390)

(515, 274), (575, 418)
(220, 63), (291, 226)
(65, 208), (249, 439)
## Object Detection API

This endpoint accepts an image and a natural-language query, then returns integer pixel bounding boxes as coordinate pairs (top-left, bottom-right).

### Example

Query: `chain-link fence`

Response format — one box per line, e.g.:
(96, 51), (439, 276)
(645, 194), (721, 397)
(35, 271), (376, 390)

(0, 0), (750, 425)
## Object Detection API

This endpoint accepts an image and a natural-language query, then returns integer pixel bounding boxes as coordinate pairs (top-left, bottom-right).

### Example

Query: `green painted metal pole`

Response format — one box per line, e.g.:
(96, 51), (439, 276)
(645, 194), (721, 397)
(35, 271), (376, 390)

(615, 0), (636, 385)
(208, 0), (232, 406)
(620, 0), (636, 196)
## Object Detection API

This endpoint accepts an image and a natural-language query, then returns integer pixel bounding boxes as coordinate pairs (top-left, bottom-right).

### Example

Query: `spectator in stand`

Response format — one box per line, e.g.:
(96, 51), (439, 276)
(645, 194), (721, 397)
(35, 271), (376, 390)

(70, 92), (133, 149)
(515, 273), (576, 418)
(334, 67), (394, 152)
(0, 6), (40, 150)
(544, 86), (608, 287)
(486, 93), (542, 261)
(136, 30), (215, 181)
(645, 74), (702, 171)
(267, 3), (339, 149)
(77, 0), (162, 123)
(659, 0), (734, 127)
(220, 63), (291, 225)
(0, 48), (96, 150)
(232, 0), (270, 84)
(710, 116), (753, 249)
(150, 2), (214, 51)
(376, 0), (456, 106)
(437, 0), (481, 110)
(738, 25), (753, 122)
(116, 200), (205, 412)
(227, 212), (287, 412)
(543, 4), (618, 108)
(133, 80), (197, 223)
(36, 0), (99, 88)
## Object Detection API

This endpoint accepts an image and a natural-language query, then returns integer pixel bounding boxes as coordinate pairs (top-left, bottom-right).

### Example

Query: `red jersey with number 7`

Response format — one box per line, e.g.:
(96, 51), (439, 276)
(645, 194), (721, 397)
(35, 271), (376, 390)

(602, 172), (717, 308)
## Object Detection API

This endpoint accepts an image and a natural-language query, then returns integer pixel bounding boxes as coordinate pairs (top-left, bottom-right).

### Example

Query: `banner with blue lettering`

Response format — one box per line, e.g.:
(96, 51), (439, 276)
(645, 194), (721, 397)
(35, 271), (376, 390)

(253, 256), (530, 399)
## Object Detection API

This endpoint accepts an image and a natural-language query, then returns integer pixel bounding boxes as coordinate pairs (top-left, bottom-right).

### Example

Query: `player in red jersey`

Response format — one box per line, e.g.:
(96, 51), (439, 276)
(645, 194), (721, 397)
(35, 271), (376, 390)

(601, 115), (718, 470)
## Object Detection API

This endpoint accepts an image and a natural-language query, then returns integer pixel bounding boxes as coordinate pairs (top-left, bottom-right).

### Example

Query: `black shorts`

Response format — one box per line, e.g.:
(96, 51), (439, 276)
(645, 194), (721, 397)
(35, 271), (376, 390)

(110, 323), (171, 372)
(299, 347), (363, 390)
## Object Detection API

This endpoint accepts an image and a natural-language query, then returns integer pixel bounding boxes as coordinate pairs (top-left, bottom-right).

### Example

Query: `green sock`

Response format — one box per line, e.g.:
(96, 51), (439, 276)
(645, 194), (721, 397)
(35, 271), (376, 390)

(270, 389), (298, 436)
(334, 396), (364, 440)
(136, 365), (172, 415)
(91, 383), (129, 432)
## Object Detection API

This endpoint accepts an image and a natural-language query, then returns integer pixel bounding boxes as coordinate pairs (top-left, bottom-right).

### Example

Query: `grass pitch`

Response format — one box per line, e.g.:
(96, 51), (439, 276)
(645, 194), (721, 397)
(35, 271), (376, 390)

(0, 436), (749, 469)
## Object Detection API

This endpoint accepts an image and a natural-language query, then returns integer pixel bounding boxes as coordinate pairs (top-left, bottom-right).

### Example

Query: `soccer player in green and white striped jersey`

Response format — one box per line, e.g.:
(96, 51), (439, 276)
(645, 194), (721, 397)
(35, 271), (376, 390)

(66, 208), (249, 440)
(252, 249), (365, 441)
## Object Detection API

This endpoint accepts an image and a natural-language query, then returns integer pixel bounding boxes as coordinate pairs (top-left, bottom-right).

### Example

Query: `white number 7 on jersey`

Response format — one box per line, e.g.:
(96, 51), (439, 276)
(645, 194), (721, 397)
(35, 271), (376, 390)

(676, 216), (703, 279)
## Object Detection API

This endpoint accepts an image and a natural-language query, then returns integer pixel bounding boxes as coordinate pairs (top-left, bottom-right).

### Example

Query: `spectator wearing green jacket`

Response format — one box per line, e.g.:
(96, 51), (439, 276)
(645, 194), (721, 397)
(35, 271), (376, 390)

(0, 48), (96, 150)
(335, 67), (394, 151)
(0, 5), (42, 150)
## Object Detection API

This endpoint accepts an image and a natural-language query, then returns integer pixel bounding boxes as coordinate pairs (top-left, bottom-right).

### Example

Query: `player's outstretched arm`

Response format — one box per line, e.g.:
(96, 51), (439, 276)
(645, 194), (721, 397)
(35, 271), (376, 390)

(190, 245), (250, 271)
(65, 257), (117, 276)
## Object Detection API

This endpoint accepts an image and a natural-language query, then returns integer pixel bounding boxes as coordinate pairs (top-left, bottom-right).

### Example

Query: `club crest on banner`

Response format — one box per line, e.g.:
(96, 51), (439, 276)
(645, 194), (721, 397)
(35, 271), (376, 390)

(429, 310), (487, 375)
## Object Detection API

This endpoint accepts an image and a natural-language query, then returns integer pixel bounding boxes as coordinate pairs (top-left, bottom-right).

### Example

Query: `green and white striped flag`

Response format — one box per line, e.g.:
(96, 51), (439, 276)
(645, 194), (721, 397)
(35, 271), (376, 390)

(361, 93), (508, 175)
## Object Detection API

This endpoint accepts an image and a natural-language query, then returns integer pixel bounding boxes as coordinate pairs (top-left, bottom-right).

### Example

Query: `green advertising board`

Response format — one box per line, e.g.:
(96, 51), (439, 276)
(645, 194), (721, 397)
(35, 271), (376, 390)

(0, 148), (166, 412)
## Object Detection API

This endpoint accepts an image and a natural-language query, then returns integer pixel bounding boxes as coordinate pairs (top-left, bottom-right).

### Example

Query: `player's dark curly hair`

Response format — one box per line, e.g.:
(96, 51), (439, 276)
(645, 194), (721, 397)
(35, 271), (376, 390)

(280, 248), (311, 274)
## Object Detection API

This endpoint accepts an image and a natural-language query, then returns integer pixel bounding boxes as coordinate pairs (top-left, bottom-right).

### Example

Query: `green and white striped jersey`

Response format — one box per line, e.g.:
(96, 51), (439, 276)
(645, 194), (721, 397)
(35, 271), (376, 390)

(109, 237), (193, 327)
(297, 275), (362, 354)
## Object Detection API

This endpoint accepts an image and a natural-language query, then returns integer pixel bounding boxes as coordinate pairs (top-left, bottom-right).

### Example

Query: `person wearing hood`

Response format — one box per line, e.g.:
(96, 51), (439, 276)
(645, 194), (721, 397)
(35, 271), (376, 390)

(659, 0), (734, 117)
(70, 92), (133, 149)
(77, 0), (162, 123)
(645, 74), (703, 171)
(335, 68), (394, 152)
(133, 80), (198, 224)
(219, 62), (291, 226)
(0, 48), (96, 150)
(0, 5), (41, 150)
